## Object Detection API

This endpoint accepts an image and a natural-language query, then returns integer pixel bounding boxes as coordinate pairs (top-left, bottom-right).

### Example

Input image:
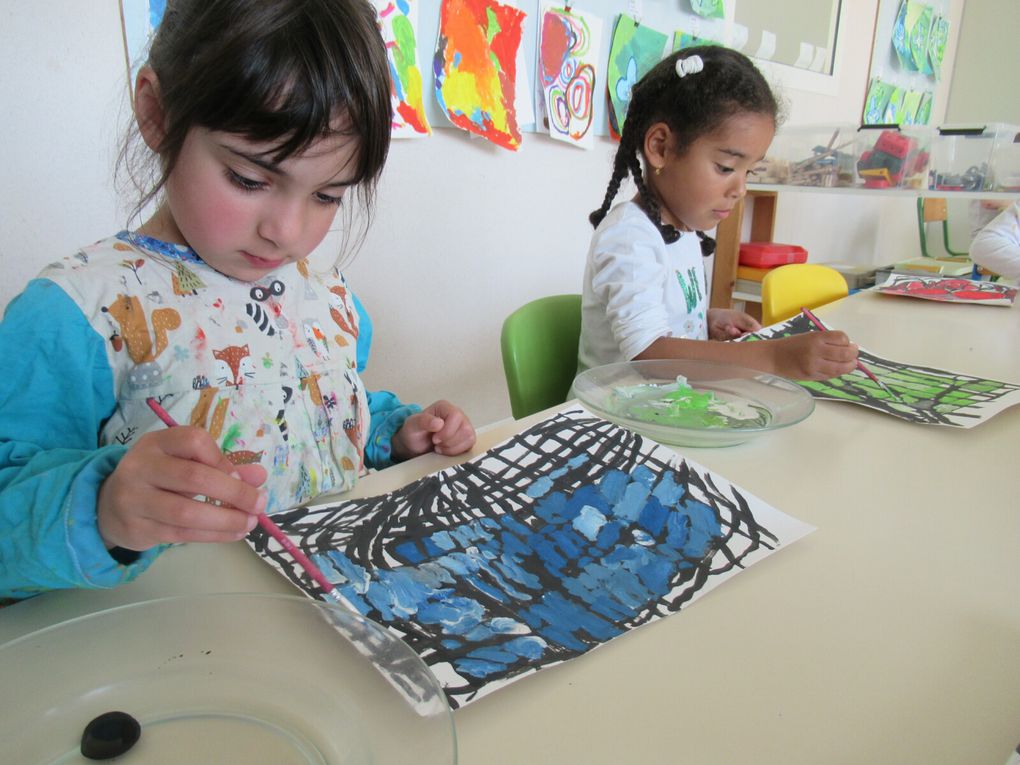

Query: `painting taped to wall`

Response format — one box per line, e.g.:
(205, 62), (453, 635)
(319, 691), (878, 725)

(433, 0), (527, 150)
(249, 407), (813, 708)
(374, 0), (432, 137)
(605, 14), (668, 138)
(537, 5), (603, 149)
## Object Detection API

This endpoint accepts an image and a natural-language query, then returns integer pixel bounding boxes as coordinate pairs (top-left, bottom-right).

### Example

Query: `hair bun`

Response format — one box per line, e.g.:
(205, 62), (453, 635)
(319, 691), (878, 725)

(675, 55), (704, 79)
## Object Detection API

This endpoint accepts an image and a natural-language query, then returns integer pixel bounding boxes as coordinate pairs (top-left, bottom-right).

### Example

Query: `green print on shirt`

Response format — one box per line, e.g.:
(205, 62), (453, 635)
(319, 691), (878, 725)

(676, 267), (703, 312)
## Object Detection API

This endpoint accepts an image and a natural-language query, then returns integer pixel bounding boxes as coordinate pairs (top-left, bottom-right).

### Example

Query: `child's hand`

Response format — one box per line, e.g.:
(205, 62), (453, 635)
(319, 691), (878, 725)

(392, 400), (477, 460)
(769, 331), (859, 381)
(97, 427), (268, 552)
(707, 308), (761, 340)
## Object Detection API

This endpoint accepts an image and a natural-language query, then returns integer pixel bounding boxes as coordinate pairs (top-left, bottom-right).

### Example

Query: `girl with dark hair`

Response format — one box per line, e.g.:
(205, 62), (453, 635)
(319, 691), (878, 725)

(0, 0), (474, 597)
(579, 47), (860, 381)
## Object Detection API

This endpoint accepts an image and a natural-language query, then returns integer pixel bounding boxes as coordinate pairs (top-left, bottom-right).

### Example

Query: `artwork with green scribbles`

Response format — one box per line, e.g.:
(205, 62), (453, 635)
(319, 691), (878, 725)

(742, 315), (1020, 428)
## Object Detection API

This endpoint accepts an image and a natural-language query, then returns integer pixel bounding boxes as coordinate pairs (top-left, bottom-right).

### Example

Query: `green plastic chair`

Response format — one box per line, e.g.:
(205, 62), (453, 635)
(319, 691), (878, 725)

(500, 294), (582, 419)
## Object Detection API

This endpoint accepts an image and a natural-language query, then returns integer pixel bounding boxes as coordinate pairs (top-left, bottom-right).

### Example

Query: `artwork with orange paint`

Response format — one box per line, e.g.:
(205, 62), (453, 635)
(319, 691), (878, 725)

(373, 0), (432, 137)
(606, 14), (668, 139)
(538, 4), (602, 149)
(433, 0), (527, 151)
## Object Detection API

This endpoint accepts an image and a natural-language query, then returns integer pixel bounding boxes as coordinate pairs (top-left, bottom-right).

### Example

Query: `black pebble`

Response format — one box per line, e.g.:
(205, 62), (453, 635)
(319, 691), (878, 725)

(80, 711), (141, 760)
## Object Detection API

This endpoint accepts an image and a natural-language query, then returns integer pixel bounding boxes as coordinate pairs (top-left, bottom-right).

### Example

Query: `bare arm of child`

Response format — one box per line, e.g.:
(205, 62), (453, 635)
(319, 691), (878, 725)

(96, 426), (268, 552)
(390, 400), (477, 460)
(634, 330), (858, 381)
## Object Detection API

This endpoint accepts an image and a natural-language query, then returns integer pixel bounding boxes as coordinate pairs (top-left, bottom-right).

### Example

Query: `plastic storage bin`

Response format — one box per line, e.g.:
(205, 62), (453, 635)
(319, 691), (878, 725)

(855, 125), (932, 189)
(990, 125), (1020, 191)
(738, 242), (808, 268)
(758, 124), (857, 187)
(928, 124), (1020, 191)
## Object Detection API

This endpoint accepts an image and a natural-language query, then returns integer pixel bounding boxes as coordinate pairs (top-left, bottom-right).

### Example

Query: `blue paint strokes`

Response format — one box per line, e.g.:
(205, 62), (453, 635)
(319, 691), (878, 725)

(525, 476), (553, 498)
(595, 519), (623, 549)
(533, 491), (568, 523)
(613, 479), (651, 522)
(464, 646), (519, 664)
(261, 412), (762, 710)
(637, 495), (668, 536)
(395, 540), (424, 563)
(653, 471), (684, 507)
(572, 505), (607, 541)
(598, 469), (628, 505)
(456, 658), (505, 678)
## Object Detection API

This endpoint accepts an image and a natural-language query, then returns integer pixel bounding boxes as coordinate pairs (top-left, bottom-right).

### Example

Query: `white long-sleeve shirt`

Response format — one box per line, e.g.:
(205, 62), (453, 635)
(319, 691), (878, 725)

(971, 201), (1020, 282)
(579, 201), (708, 371)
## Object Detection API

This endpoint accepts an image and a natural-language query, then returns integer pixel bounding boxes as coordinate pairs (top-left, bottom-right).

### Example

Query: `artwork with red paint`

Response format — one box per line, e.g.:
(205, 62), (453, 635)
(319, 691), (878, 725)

(875, 274), (1017, 306)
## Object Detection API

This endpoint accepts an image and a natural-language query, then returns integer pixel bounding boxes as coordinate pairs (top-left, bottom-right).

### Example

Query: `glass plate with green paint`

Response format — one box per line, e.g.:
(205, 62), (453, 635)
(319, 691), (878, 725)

(574, 359), (815, 447)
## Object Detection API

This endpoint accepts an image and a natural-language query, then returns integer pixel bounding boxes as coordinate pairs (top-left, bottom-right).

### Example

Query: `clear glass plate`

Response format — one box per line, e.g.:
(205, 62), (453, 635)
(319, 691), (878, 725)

(0, 592), (455, 764)
(573, 359), (815, 447)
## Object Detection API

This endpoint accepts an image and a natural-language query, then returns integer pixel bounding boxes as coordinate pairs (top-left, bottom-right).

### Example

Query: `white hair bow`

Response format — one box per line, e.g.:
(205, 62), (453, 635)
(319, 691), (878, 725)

(676, 55), (704, 78)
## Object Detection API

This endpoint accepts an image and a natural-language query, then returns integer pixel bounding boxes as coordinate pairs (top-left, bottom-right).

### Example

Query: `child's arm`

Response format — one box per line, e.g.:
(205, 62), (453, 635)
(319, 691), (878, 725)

(0, 282), (157, 597)
(0, 281), (266, 598)
(970, 202), (1020, 280)
(634, 330), (858, 381)
(96, 427), (267, 551)
(390, 400), (476, 460)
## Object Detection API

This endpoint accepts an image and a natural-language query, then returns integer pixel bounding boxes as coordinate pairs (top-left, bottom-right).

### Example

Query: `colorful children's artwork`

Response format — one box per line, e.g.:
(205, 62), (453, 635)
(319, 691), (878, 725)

(605, 15), (668, 138)
(927, 14), (950, 80)
(672, 31), (721, 52)
(914, 91), (933, 125)
(748, 315), (1020, 427)
(433, 0), (527, 151)
(119, 0), (166, 81)
(248, 407), (814, 708)
(689, 0), (725, 20)
(863, 78), (896, 125)
(875, 274), (1018, 306)
(899, 90), (923, 125)
(537, 5), (602, 149)
(374, 0), (431, 137)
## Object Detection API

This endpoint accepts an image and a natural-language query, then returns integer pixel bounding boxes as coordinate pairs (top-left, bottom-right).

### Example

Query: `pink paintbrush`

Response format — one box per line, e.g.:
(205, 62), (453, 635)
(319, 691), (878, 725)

(145, 397), (339, 600)
(799, 307), (898, 398)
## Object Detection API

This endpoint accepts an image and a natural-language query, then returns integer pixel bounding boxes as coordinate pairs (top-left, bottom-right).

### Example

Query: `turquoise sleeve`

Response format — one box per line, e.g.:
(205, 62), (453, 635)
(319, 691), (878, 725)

(0, 280), (162, 598)
(351, 291), (421, 469)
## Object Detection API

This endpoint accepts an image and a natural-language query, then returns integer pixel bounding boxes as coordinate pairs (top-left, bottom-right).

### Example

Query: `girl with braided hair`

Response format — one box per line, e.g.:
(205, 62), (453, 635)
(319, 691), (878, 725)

(578, 47), (860, 381)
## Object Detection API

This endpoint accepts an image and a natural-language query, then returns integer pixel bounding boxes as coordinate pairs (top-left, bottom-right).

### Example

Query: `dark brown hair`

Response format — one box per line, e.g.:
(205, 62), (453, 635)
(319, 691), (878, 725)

(590, 46), (780, 248)
(122, 0), (392, 228)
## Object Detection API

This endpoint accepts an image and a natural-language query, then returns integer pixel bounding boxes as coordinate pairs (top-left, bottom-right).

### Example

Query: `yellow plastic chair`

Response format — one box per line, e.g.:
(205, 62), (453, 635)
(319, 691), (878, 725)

(500, 294), (581, 419)
(760, 264), (849, 326)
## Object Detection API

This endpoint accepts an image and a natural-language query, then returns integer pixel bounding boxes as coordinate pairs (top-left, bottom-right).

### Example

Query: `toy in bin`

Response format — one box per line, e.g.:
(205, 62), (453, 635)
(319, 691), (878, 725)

(739, 242), (808, 268)
(857, 128), (929, 188)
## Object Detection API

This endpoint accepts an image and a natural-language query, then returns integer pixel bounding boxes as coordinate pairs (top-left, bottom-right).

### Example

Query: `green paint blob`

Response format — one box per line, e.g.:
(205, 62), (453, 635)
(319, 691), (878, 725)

(610, 377), (771, 429)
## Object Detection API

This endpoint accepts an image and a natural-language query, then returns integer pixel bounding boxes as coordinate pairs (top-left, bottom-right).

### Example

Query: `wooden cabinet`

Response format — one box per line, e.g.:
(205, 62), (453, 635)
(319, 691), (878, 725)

(709, 185), (1019, 311)
(709, 189), (777, 312)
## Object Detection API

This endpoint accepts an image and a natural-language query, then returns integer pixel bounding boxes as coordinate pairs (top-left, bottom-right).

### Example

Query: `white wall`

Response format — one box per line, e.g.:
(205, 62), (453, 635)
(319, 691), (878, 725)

(0, 0), (972, 427)
(944, 0), (1020, 125)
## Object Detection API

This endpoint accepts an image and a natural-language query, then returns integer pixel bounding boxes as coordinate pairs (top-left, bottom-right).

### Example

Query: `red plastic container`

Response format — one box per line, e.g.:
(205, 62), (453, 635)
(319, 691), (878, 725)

(738, 242), (808, 268)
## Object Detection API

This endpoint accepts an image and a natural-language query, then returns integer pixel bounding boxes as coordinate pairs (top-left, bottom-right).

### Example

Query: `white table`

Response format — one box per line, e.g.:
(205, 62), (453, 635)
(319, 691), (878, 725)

(2, 290), (1018, 764)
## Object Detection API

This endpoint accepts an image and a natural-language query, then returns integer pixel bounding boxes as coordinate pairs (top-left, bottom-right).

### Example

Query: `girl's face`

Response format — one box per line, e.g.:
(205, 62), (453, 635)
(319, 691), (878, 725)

(647, 111), (774, 233)
(141, 126), (359, 283)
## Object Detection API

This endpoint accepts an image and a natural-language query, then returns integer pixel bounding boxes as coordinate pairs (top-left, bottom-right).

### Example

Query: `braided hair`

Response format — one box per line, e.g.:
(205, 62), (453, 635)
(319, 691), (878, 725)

(590, 46), (779, 254)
